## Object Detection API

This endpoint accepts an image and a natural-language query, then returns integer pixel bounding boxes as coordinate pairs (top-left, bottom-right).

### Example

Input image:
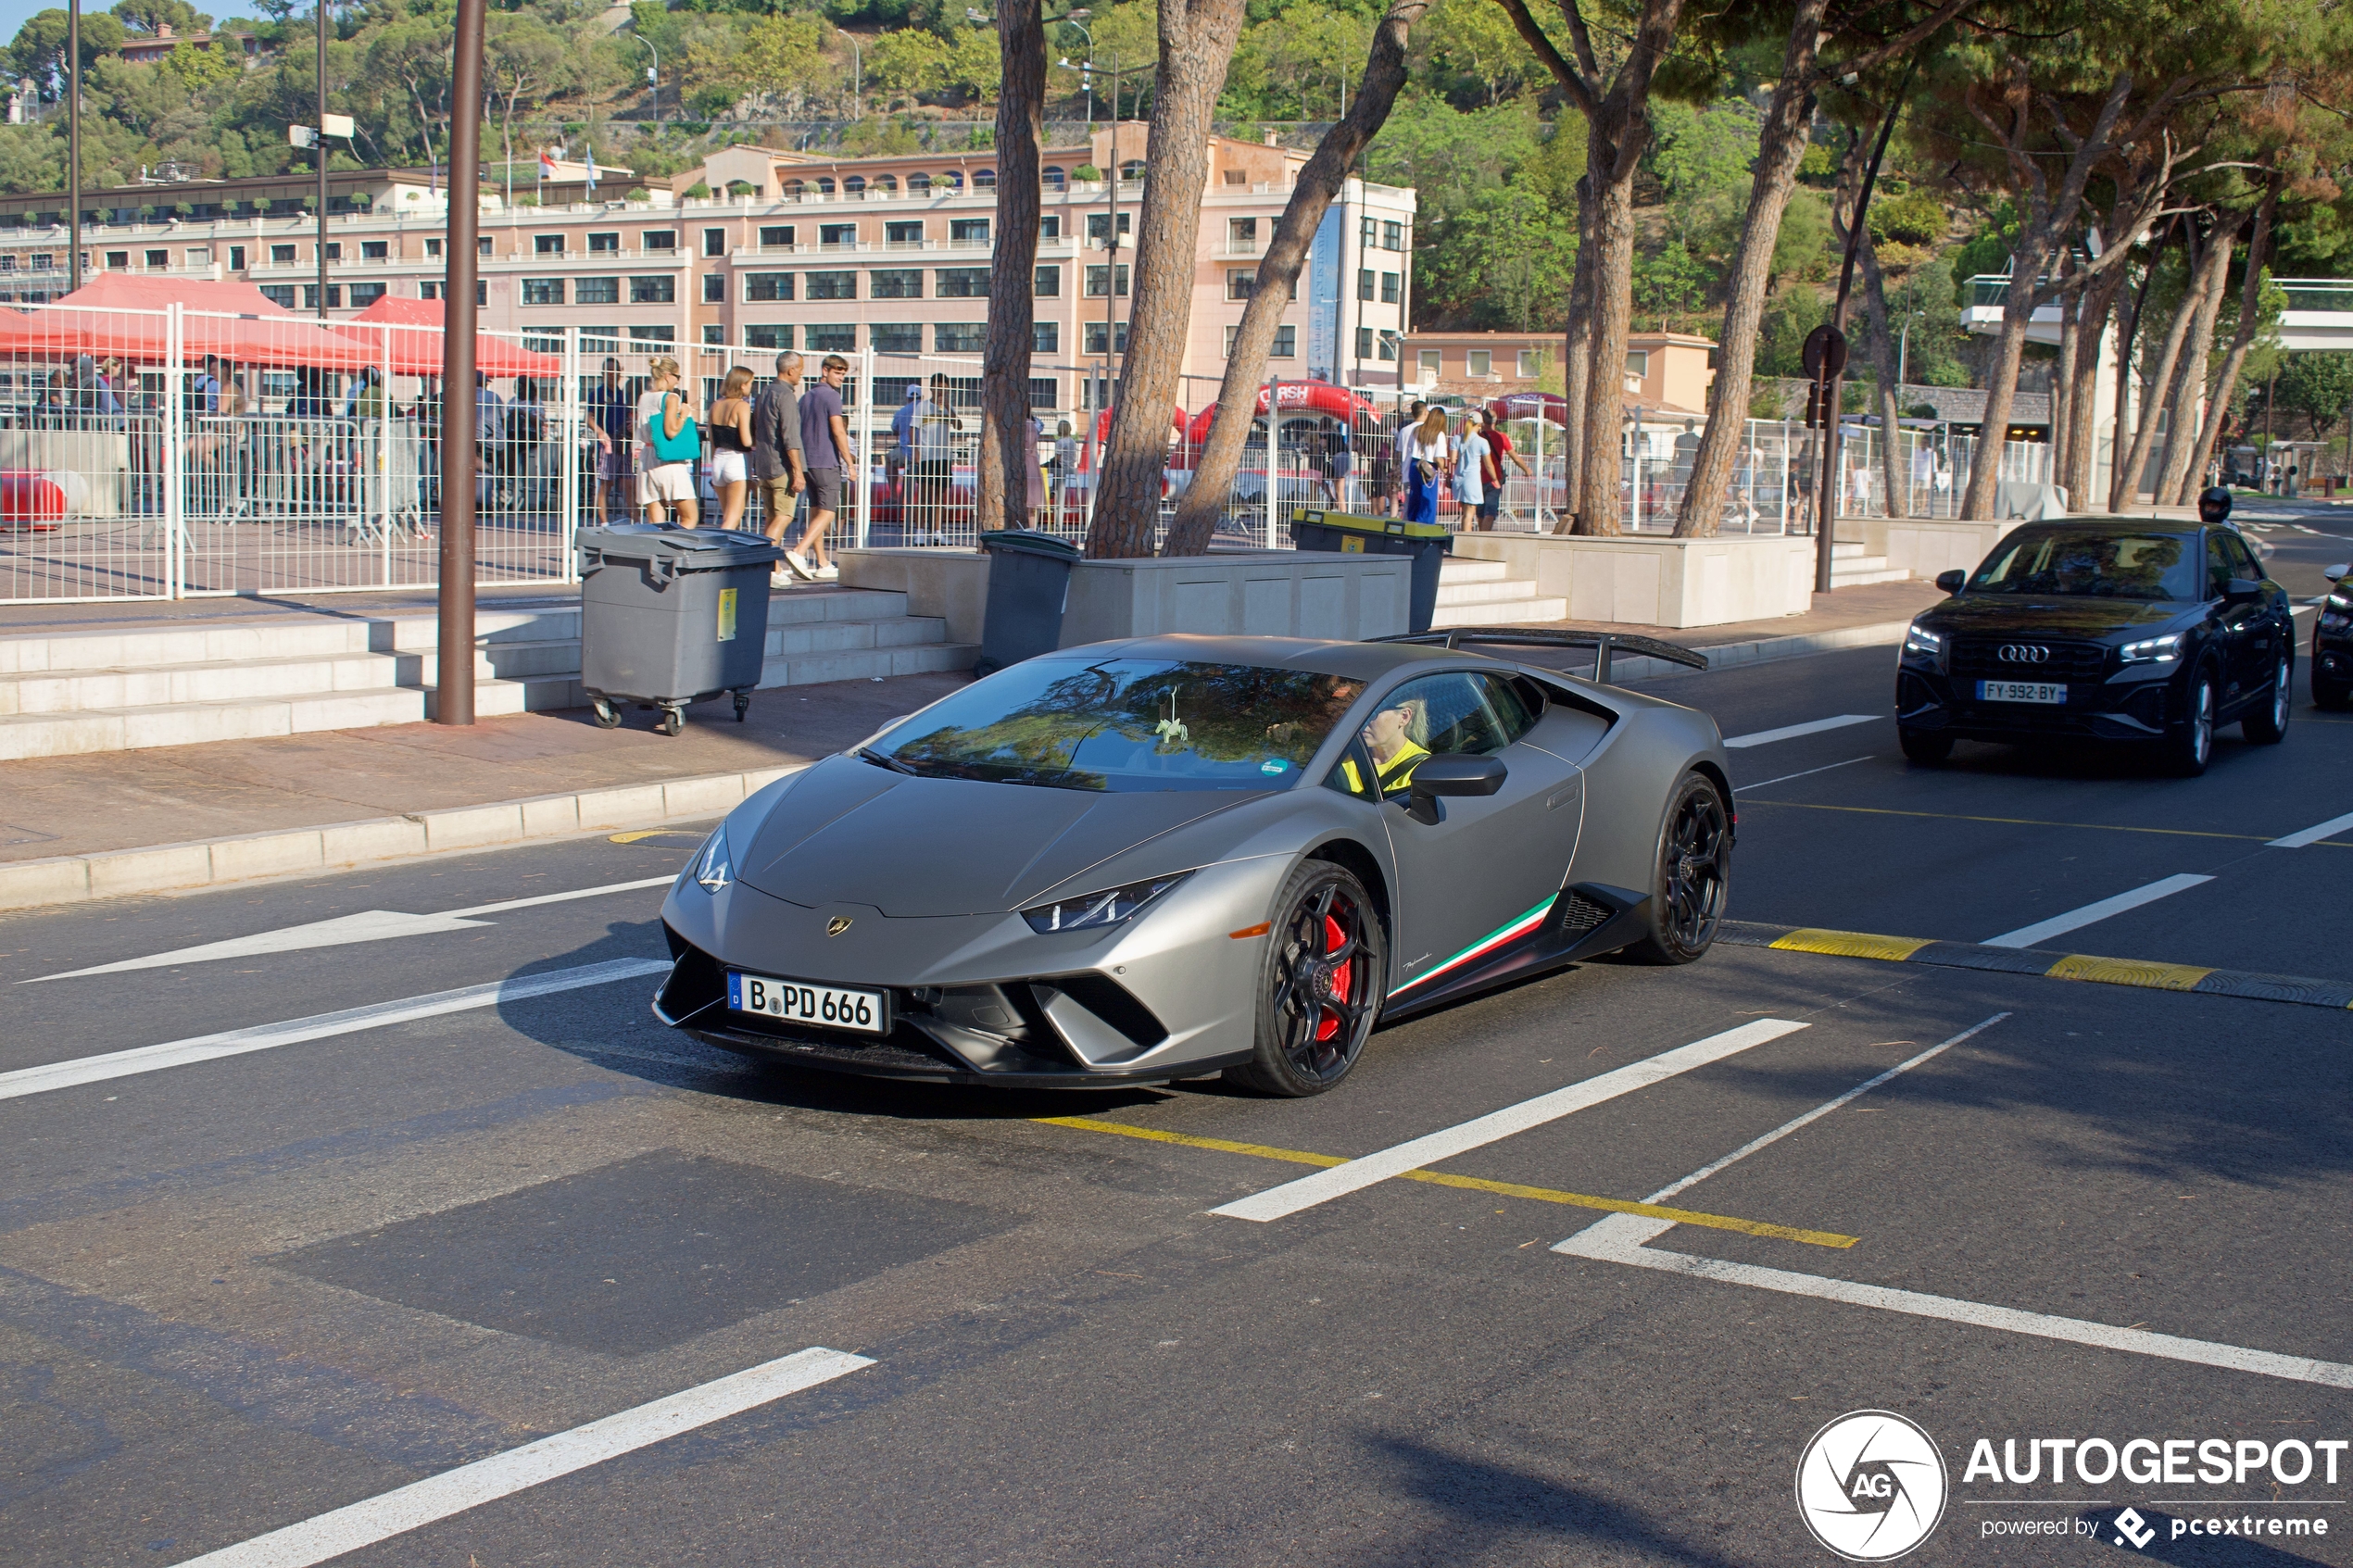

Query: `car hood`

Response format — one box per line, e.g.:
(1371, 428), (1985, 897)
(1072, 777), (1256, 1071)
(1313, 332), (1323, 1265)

(1917, 595), (2196, 640)
(736, 754), (1269, 916)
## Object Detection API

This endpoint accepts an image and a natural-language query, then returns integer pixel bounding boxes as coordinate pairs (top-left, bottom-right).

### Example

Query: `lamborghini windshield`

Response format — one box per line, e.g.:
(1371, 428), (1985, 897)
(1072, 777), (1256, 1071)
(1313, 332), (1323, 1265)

(1965, 529), (2200, 600)
(868, 659), (1366, 792)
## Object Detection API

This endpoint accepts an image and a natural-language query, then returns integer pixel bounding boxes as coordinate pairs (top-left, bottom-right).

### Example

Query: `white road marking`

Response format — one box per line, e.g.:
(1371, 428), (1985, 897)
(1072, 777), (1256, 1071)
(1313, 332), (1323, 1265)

(1734, 757), (1874, 795)
(177, 1347), (874, 1568)
(24, 876), (679, 983)
(1209, 1018), (1808, 1223)
(2268, 809), (2353, 849)
(1721, 715), (1881, 749)
(0, 957), (671, 1102)
(1982, 873), (2213, 949)
(1555, 1225), (2353, 1390)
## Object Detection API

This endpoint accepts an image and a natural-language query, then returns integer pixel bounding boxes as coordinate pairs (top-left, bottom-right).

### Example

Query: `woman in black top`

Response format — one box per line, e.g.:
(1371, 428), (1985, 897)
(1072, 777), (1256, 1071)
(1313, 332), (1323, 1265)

(708, 367), (757, 531)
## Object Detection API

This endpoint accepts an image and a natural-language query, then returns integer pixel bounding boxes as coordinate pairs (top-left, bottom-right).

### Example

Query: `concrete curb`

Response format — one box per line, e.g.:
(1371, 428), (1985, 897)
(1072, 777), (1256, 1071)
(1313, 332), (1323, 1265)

(0, 616), (1914, 916)
(0, 765), (808, 914)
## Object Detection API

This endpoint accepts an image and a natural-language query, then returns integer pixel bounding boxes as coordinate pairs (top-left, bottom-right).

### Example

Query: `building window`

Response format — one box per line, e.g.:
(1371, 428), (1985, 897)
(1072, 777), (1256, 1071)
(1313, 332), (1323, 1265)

(535, 233), (564, 255)
(185, 246), (211, 266)
(1227, 270), (1256, 301)
(258, 284), (296, 308)
(271, 244), (296, 263)
(629, 324), (675, 344)
(1227, 217), (1257, 248)
(873, 175), (897, 194)
(807, 270), (856, 300)
(935, 322), (985, 354)
(1083, 321), (1129, 355)
(950, 218), (989, 245)
(1120, 159), (1144, 182)
(870, 270), (922, 299)
(1038, 215), (1060, 239)
(1517, 349), (1540, 377)
(1085, 211), (1131, 245)
(579, 326), (620, 354)
(1358, 269), (1374, 301)
(1360, 216), (1376, 247)
(424, 238), (443, 257)
(1035, 320), (1058, 354)
(782, 179), (806, 199)
(350, 282), (386, 307)
(300, 284), (345, 309)
(1417, 348), (1441, 381)
(703, 228), (726, 257)
(843, 176), (865, 195)
(1034, 265), (1058, 297)
(144, 248), (167, 268)
(975, 169), (996, 189)
(1355, 326), (1373, 360)
(522, 278), (565, 305)
(1378, 332), (1399, 361)
(1383, 220), (1403, 250)
(1084, 264), (1129, 298)
(1043, 166), (1065, 191)
(936, 267), (989, 298)
(939, 170), (963, 190)
(1625, 349), (1650, 378)
(872, 322), (922, 354)
(105, 251), (128, 269)
(1272, 325), (1296, 358)
(321, 242), (342, 261)
(228, 245), (245, 270)
(588, 232), (619, 253)
(702, 272), (724, 303)
(805, 323), (855, 353)
(703, 324), (724, 345)
(885, 220), (922, 245)
(819, 223), (856, 247)
(759, 225), (794, 247)
(576, 277), (621, 305)
(642, 230), (675, 252)
(1380, 271), (1399, 304)
(745, 324), (789, 350)
(744, 271), (793, 302)
(479, 237), (493, 257)
(630, 276), (675, 304)
(1222, 324), (1236, 358)
(358, 240), (386, 261)
(907, 172), (931, 194)
(1467, 350), (1491, 377)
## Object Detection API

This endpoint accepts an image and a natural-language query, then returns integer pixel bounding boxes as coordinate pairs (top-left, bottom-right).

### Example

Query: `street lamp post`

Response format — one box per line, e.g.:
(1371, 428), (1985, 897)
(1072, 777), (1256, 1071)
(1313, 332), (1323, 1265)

(66, 0), (79, 295)
(436, 0), (488, 726)
(1065, 54), (1145, 420)
(317, 0), (330, 319)
(633, 33), (659, 128)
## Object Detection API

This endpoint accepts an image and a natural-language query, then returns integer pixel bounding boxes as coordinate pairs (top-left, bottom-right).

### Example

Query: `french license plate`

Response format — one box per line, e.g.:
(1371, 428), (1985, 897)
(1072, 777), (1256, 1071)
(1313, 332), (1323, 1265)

(1978, 680), (2068, 705)
(726, 971), (887, 1035)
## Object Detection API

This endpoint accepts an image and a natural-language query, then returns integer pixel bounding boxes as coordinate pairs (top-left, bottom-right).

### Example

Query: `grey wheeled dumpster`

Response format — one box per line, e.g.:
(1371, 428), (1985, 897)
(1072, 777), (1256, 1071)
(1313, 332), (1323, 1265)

(975, 529), (1081, 676)
(576, 524), (782, 735)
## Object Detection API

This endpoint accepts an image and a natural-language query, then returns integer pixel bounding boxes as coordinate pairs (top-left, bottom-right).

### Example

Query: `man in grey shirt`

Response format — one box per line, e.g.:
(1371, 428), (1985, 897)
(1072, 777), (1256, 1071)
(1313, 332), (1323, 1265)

(753, 352), (807, 584)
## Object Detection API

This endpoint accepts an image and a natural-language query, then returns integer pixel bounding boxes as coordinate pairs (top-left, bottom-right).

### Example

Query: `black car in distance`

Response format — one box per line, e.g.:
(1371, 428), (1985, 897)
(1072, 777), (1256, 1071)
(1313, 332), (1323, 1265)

(1896, 519), (2294, 776)
(2311, 563), (2353, 709)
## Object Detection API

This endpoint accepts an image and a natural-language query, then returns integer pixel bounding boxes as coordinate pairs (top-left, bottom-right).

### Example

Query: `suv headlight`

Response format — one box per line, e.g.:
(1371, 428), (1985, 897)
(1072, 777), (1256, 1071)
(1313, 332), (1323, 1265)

(688, 822), (733, 893)
(1024, 872), (1191, 935)
(2120, 633), (2183, 664)
(1902, 621), (1943, 659)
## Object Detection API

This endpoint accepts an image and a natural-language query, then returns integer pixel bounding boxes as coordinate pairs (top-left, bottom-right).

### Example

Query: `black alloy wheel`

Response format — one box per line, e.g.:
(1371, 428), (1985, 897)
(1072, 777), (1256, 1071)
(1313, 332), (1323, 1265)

(1625, 771), (1730, 965)
(2244, 652), (2292, 745)
(1899, 728), (1954, 764)
(1229, 860), (1386, 1098)
(2161, 667), (2216, 777)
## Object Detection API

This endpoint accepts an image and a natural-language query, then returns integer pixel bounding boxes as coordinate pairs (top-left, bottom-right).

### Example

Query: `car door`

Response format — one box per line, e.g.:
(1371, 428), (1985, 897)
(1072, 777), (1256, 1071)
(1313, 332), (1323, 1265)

(1362, 670), (1579, 996)
(2221, 527), (2287, 699)
(2206, 527), (2262, 709)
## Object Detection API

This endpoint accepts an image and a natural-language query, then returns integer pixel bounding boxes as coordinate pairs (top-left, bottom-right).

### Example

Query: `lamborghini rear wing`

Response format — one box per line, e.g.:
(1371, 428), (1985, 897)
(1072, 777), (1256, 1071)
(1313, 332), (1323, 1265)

(1369, 626), (1709, 686)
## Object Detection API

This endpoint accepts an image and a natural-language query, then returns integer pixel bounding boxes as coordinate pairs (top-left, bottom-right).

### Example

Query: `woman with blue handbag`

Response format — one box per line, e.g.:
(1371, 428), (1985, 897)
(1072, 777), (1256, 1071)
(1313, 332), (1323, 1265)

(635, 357), (702, 526)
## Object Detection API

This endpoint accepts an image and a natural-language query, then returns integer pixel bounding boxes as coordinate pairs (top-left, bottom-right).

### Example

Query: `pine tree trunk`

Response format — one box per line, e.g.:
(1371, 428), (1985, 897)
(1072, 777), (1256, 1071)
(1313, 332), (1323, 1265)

(1958, 262), (2047, 520)
(976, 0), (1047, 534)
(2053, 269), (2078, 496)
(1576, 117), (1642, 536)
(2183, 189), (2276, 495)
(2156, 225), (2235, 505)
(1671, 0), (1825, 537)
(2114, 225), (2213, 512)
(1552, 174), (1594, 532)
(1162, 0), (1428, 558)
(1856, 225), (1905, 519)
(1084, 0), (1250, 558)
(2107, 235), (2170, 512)
(2061, 266), (2125, 507)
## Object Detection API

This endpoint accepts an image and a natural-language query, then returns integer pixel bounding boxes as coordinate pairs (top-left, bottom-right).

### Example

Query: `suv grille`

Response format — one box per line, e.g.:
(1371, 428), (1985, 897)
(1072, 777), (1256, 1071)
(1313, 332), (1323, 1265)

(1949, 638), (2108, 681)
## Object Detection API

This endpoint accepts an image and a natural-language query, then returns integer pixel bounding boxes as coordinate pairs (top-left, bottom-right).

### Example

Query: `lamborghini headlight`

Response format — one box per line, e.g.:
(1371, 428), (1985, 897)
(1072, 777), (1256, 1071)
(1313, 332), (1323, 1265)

(688, 822), (733, 893)
(1023, 872), (1191, 935)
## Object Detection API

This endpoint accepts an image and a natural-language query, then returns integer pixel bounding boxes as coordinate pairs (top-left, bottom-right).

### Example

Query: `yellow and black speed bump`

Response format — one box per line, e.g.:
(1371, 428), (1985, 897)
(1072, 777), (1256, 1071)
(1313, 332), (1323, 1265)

(1718, 921), (2353, 1010)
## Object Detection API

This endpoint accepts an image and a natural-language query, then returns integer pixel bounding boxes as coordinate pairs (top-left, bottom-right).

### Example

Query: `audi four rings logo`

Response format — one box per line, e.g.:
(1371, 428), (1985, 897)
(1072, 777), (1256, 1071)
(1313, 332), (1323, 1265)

(1996, 645), (2051, 664)
(1795, 1411), (1949, 1561)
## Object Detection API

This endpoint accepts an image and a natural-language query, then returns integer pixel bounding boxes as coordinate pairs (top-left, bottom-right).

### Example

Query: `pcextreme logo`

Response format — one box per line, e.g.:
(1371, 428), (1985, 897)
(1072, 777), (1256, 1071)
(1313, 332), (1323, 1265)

(1795, 1410), (1951, 1562)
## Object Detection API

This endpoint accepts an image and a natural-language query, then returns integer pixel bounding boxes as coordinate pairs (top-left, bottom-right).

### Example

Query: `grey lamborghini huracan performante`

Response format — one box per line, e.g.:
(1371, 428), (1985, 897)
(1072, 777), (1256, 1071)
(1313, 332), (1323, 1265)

(653, 633), (1732, 1097)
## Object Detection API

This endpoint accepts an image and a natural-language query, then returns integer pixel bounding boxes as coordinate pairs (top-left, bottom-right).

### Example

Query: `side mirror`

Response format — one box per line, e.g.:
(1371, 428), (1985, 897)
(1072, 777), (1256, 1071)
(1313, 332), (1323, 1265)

(1404, 753), (1507, 824)
(2326, 564), (2349, 584)
(1934, 569), (1967, 595)
(2224, 577), (2263, 604)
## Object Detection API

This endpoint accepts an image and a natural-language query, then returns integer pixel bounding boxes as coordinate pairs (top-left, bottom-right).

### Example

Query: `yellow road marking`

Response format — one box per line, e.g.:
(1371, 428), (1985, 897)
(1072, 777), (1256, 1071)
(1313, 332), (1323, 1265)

(1771, 927), (1934, 961)
(608, 829), (704, 845)
(1037, 1116), (1856, 1248)
(1739, 799), (2346, 847)
(2044, 954), (2214, 991)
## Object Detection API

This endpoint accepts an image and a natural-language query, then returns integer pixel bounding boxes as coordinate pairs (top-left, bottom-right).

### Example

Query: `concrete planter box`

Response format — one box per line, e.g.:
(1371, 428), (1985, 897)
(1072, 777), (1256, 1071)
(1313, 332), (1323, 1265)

(1453, 533), (1815, 628)
(1060, 550), (1413, 646)
(837, 548), (993, 645)
(1845, 517), (2023, 582)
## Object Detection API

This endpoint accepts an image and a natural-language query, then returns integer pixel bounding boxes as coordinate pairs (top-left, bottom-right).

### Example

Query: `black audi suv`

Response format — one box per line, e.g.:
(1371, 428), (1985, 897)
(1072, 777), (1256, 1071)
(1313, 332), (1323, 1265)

(1895, 519), (2294, 776)
(2312, 563), (2353, 709)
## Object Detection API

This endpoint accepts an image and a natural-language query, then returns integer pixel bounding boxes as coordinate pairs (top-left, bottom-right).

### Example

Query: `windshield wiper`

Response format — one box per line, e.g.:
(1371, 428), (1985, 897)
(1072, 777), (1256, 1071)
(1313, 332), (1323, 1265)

(855, 746), (921, 776)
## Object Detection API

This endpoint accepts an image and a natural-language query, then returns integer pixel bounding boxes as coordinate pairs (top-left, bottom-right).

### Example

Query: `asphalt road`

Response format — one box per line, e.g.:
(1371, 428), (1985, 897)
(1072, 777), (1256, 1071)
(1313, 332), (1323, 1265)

(6, 501), (2353, 1567)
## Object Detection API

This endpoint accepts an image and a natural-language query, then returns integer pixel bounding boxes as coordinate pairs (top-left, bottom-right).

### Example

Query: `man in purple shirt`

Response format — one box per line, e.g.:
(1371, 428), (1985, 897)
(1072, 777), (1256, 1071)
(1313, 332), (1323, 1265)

(784, 354), (855, 582)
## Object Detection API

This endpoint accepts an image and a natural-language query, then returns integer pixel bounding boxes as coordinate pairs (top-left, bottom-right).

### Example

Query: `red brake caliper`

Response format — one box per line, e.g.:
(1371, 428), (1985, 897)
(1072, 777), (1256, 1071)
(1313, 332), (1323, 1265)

(1315, 909), (1351, 1042)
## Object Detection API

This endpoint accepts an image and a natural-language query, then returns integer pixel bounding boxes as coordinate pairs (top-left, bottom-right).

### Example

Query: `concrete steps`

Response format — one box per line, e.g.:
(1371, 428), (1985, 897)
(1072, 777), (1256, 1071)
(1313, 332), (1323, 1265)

(0, 582), (977, 759)
(1829, 541), (1911, 588)
(1429, 555), (1567, 628)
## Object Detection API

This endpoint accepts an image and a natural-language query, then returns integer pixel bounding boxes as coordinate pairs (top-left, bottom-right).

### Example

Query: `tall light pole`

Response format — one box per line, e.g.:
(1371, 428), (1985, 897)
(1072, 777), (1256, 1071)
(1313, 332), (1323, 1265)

(316, 0), (330, 318)
(1062, 12), (1093, 134)
(633, 33), (659, 128)
(66, 0), (79, 295)
(436, 0), (486, 727)
(1067, 55), (1144, 411)
(847, 35), (860, 119)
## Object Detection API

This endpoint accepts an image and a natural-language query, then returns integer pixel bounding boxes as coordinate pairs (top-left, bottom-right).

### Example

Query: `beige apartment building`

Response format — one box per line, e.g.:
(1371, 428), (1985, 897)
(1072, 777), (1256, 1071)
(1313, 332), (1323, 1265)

(0, 125), (1417, 419)
(1403, 329), (1718, 414)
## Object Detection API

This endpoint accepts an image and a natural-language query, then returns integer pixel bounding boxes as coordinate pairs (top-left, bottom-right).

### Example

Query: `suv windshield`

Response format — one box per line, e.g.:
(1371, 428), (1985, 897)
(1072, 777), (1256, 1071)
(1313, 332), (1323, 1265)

(1966, 529), (2200, 600)
(870, 659), (1367, 792)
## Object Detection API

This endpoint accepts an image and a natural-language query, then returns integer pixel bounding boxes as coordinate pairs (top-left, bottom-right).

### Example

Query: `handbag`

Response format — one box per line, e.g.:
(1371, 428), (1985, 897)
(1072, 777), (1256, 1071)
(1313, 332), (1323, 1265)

(1415, 458), (1439, 485)
(647, 392), (699, 465)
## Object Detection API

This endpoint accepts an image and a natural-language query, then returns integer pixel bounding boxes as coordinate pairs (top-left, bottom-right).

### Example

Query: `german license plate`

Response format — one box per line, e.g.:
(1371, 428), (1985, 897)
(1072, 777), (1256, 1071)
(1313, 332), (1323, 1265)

(726, 971), (887, 1035)
(1978, 680), (2067, 704)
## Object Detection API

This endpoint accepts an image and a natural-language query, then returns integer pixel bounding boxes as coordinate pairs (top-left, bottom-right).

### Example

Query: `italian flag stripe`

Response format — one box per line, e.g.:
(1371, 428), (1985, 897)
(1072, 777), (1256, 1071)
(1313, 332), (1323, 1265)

(1387, 895), (1558, 998)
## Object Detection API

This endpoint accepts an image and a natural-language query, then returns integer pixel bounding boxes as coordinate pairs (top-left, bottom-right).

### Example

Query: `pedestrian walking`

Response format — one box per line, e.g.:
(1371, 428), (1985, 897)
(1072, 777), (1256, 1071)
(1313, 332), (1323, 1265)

(706, 366), (757, 532)
(785, 354), (854, 580)
(753, 351), (807, 585)
(1477, 409), (1530, 527)
(585, 358), (635, 525)
(1454, 413), (1491, 528)
(1403, 405), (1451, 526)
(910, 373), (961, 542)
(1390, 399), (1427, 517)
(635, 356), (700, 528)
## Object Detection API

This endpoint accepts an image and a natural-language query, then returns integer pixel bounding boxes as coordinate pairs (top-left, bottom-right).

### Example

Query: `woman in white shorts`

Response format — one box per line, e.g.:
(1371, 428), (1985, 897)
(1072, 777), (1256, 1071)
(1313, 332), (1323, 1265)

(635, 357), (700, 525)
(705, 366), (756, 530)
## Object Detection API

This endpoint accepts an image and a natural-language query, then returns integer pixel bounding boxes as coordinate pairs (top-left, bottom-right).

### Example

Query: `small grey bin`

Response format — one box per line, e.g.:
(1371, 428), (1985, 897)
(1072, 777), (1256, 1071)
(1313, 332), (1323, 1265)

(576, 525), (783, 735)
(975, 529), (1082, 676)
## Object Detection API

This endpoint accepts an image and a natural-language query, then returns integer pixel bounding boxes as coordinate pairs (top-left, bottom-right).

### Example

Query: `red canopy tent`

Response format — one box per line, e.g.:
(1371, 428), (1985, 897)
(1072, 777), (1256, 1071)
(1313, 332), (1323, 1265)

(1489, 390), (1570, 423)
(333, 295), (561, 378)
(0, 274), (377, 369)
(1182, 381), (1378, 448)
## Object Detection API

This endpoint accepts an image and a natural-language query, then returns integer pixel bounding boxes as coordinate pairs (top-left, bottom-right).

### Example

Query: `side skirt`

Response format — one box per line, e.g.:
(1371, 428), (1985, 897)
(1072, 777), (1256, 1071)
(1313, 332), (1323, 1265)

(1378, 882), (1650, 1024)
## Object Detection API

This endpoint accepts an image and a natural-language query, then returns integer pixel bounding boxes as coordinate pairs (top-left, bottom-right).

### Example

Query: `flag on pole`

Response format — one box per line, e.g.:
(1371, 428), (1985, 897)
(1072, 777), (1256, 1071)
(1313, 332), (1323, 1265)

(585, 147), (598, 192)
(539, 146), (557, 182)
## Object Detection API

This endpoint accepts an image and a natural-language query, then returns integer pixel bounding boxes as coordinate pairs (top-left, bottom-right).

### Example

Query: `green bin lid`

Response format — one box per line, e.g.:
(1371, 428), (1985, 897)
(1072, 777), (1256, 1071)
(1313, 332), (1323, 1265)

(1295, 509), (1452, 540)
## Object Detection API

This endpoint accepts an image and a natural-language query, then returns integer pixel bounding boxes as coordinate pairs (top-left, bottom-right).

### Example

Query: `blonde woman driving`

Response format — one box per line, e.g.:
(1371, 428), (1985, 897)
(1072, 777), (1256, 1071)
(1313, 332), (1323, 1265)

(1340, 694), (1430, 795)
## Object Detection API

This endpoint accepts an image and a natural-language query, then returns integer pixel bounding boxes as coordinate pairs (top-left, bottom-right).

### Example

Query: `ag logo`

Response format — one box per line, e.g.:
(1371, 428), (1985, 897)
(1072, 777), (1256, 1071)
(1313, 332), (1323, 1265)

(1795, 1410), (1948, 1562)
